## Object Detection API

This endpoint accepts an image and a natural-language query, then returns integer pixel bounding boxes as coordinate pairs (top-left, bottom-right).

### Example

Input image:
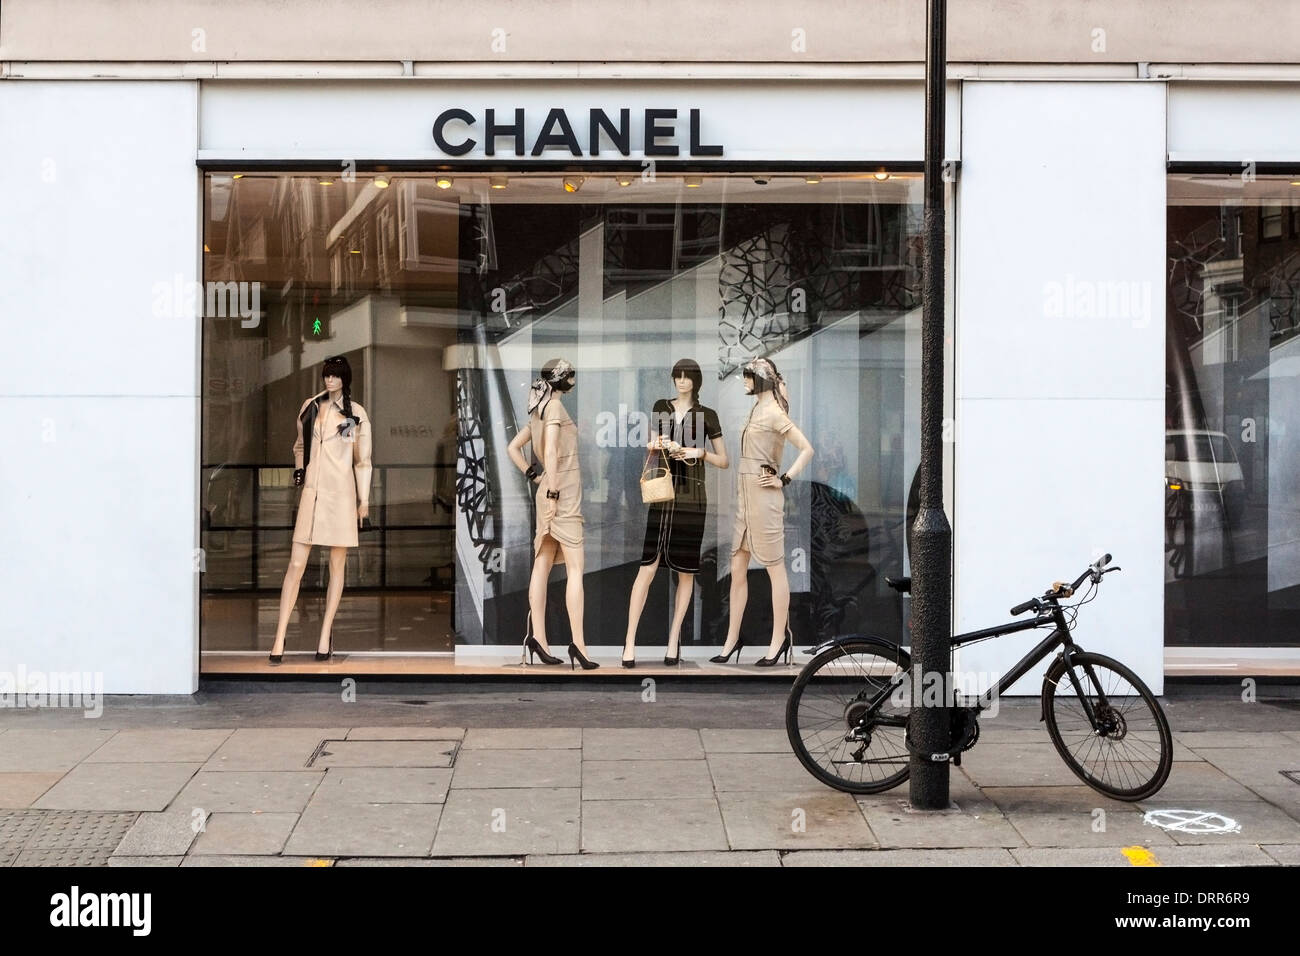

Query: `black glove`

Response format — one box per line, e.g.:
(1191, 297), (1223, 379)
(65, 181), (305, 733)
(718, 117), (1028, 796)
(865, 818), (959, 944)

(293, 468), (305, 487)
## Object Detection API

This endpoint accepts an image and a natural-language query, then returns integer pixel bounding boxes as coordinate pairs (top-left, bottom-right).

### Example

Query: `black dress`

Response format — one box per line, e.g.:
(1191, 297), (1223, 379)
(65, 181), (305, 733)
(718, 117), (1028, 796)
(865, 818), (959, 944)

(640, 399), (723, 573)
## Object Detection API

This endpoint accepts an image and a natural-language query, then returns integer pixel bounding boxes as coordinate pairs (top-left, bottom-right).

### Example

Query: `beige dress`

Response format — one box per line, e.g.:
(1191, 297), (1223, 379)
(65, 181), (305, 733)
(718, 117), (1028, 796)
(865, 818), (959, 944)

(292, 395), (373, 548)
(531, 398), (583, 562)
(733, 399), (794, 567)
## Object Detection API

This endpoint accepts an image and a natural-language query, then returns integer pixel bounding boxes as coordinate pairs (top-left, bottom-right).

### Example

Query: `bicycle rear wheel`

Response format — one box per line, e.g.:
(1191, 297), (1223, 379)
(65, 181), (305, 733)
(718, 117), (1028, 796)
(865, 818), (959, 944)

(785, 639), (912, 794)
(1042, 652), (1172, 801)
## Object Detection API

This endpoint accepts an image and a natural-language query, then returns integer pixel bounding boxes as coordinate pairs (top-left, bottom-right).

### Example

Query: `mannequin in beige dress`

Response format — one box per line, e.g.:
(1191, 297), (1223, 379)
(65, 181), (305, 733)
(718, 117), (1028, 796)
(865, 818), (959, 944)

(715, 357), (813, 666)
(506, 358), (598, 670)
(268, 356), (372, 665)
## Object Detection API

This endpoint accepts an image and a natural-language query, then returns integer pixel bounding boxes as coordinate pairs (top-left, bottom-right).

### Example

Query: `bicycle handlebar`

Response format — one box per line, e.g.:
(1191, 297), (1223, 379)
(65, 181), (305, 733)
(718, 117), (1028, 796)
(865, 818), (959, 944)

(1009, 553), (1117, 616)
(1009, 598), (1041, 616)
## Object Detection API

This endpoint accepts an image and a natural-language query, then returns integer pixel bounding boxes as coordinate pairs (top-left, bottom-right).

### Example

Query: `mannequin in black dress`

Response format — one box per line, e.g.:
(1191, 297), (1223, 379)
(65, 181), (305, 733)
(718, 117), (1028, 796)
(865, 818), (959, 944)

(621, 359), (729, 667)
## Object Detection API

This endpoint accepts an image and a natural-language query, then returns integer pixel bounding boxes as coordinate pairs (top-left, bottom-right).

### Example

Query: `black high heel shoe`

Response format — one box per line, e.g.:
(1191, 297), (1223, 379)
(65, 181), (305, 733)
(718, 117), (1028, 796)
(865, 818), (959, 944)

(524, 637), (562, 665)
(754, 632), (793, 667)
(622, 657), (636, 669)
(569, 644), (600, 670)
(315, 636), (333, 663)
(268, 650), (283, 665)
(663, 641), (681, 666)
(520, 613), (562, 665)
(709, 640), (743, 664)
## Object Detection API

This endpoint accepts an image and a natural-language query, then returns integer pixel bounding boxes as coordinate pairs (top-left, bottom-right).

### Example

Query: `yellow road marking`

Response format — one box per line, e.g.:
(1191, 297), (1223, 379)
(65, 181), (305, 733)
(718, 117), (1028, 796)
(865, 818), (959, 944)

(1121, 845), (1161, 867)
(302, 858), (335, 867)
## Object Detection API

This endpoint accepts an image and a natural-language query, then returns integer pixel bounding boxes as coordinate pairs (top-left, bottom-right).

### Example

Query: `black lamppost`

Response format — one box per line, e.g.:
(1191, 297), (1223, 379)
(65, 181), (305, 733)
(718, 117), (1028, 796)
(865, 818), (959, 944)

(908, 0), (953, 810)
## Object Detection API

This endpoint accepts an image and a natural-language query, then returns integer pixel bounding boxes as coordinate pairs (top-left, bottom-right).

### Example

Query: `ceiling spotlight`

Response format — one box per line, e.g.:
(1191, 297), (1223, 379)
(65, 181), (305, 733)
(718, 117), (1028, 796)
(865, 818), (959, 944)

(804, 175), (822, 185)
(617, 176), (634, 187)
(874, 167), (891, 181)
(563, 176), (585, 193)
(318, 179), (335, 186)
(350, 249), (362, 255)
(231, 174), (244, 180)
(684, 176), (703, 188)
(435, 176), (454, 189)
(490, 176), (509, 189)
(1291, 181), (1300, 187)
(374, 177), (390, 189)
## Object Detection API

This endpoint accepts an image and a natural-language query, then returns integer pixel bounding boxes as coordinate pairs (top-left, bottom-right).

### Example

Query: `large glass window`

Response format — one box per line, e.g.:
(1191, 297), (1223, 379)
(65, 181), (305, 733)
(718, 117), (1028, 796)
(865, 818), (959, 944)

(201, 172), (924, 665)
(1166, 174), (1300, 647)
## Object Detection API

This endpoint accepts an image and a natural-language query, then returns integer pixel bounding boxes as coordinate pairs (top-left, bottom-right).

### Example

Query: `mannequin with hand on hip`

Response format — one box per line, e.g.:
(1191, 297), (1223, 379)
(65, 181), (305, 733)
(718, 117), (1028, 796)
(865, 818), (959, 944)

(506, 358), (599, 671)
(714, 357), (813, 667)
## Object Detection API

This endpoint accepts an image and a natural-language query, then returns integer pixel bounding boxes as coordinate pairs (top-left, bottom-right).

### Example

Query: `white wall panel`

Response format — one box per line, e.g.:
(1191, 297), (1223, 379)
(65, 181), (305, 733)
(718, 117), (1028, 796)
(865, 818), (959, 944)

(955, 82), (1166, 694)
(0, 82), (200, 694)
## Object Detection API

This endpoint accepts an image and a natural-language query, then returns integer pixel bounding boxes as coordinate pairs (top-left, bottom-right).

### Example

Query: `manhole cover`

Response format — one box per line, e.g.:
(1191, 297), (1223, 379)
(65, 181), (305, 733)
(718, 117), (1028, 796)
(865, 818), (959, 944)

(1143, 809), (1241, 834)
(306, 738), (459, 768)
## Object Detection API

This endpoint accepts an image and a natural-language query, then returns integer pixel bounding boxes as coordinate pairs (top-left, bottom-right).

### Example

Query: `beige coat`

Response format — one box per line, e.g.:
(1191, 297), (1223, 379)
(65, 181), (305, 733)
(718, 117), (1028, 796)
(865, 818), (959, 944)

(292, 393), (373, 548)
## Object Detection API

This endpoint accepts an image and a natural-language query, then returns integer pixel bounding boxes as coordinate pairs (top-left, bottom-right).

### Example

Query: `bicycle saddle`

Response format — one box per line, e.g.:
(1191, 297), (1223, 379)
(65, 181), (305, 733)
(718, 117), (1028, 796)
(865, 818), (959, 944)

(886, 576), (911, 594)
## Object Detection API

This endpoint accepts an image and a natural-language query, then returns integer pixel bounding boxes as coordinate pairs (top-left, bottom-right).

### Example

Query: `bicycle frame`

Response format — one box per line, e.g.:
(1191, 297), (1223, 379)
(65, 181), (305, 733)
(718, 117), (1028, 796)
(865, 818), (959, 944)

(858, 599), (1097, 727)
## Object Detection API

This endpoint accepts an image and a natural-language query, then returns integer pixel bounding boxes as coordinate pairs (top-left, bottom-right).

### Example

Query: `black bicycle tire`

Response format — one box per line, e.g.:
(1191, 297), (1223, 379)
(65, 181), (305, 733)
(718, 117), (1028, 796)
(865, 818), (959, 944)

(785, 639), (912, 795)
(1042, 651), (1173, 801)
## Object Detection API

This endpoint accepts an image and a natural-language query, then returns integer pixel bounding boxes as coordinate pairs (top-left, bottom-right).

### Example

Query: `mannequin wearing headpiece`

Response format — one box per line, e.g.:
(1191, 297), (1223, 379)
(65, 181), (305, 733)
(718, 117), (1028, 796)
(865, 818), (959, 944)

(268, 355), (373, 665)
(506, 358), (598, 669)
(713, 357), (814, 667)
(621, 358), (729, 668)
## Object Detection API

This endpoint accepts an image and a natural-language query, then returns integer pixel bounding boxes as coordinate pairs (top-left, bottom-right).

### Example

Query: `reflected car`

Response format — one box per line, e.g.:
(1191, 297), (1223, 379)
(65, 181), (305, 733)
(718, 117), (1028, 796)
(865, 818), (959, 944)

(1165, 429), (1245, 521)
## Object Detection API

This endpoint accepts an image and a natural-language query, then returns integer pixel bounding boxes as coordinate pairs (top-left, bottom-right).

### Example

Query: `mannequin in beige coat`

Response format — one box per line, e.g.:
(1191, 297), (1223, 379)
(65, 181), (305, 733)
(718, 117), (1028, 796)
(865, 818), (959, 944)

(269, 356), (373, 664)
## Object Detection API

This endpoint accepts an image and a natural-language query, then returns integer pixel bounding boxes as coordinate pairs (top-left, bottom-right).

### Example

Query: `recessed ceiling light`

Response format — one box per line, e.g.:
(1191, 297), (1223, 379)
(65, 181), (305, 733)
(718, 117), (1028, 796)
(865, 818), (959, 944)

(374, 177), (390, 189)
(874, 168), (890, 181)
(435, 176), (454, 189)
(490, 176), (509, 189)
(804, 175), (822, 185)
(318, 179), (335, 186)
(617, 177), (634, 187)
(684, 176), (703, 188)
(563, 176), (585, 193)
(231, 174), (244, 180)
(350, 249), (361, 255)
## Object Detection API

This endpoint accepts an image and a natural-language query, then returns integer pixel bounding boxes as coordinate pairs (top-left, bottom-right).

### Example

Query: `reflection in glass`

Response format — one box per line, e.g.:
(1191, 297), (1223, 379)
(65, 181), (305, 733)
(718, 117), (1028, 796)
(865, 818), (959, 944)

(202, 173), (925, 659)
(1166, 175), (1300, 647)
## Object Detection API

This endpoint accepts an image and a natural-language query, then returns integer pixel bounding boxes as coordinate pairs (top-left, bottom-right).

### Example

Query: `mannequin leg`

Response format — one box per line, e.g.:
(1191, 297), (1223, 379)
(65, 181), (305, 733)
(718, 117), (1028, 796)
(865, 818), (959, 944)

(558, 541), (587, 653)
(666, 572), (695, 656)
(270, 542), (313, 656)
(720, 548), (751, 655)
(318, 546), (349, 655)
(623, 558), (659, 662)
(528, 537), (558, 652)
(765, 561), (791, 658)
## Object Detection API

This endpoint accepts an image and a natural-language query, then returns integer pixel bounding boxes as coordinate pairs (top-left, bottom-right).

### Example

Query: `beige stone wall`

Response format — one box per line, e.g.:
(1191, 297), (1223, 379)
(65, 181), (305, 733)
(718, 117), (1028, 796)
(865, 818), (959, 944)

(2, 0), (1298, 67)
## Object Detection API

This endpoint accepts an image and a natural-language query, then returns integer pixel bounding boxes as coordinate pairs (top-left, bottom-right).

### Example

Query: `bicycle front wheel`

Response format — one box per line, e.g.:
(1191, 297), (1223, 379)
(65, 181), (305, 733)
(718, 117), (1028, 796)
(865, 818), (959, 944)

(1043, 652), (1172, 801)
(786, 639), (912, 794)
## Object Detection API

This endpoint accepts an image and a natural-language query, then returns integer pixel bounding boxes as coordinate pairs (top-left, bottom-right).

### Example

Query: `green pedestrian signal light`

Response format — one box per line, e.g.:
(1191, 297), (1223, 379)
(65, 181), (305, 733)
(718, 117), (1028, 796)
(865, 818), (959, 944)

(313, 318), (322, 336)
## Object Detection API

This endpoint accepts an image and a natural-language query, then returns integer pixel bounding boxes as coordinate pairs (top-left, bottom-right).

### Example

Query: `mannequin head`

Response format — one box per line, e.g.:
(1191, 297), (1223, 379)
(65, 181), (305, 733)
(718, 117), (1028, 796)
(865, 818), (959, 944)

(742, 357), (780, 396)
(320, 355), (359, 425)
(671, 358), (702, 405)
(322, 356), (353, 394)
(539, 358), (576, 392)
(527, 358), (575, 416)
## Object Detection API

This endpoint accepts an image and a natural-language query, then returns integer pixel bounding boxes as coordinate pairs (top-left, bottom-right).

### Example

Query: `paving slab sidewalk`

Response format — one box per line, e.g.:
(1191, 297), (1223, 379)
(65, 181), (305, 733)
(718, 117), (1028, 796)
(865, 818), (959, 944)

(0, 692), (1295, 867)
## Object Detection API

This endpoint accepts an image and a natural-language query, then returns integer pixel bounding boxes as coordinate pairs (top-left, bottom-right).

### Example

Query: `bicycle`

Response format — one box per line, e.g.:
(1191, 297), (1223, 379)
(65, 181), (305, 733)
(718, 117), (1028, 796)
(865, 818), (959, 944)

(785, 553), (1172, 801)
